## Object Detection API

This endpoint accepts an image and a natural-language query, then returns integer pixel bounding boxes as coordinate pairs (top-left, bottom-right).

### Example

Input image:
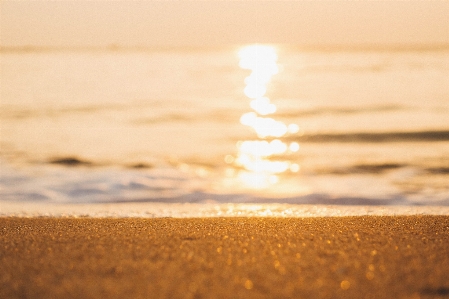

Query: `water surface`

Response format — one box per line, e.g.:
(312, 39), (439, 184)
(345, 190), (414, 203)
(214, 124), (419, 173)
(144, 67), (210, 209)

(1, 45), (448, 208)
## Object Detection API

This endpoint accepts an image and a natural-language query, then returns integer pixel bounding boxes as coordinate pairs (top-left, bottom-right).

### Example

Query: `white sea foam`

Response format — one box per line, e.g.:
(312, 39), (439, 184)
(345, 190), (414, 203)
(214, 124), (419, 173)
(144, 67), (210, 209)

(1, 161), (448, 209)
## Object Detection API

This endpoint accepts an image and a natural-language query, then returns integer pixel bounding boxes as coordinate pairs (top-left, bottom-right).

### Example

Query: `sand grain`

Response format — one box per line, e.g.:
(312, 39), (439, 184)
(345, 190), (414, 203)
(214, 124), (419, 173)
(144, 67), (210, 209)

(1, 216), (448, 298)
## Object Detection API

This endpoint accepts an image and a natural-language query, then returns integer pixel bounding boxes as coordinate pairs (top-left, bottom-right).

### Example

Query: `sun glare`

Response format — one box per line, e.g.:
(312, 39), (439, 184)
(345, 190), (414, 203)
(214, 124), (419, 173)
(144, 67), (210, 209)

(250, 97), (276, 115)
(228, 44), (300, 189)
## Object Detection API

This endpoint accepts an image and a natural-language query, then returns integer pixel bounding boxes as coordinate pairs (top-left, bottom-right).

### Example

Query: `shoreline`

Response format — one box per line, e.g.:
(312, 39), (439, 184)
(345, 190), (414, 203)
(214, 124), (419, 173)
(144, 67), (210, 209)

(2, 202), (449, 218)
(1, 216), (449, 298)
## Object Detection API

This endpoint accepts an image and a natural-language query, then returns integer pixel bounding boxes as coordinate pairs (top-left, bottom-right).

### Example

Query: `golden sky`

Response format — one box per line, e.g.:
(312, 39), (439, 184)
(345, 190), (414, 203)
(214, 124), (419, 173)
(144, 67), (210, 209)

(1, 1), (448, 48)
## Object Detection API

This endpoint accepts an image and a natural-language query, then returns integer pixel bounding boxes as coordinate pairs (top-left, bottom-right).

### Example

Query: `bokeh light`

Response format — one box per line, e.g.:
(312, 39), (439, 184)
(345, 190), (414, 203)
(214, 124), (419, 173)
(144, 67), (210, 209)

(228, 45), (301, 189)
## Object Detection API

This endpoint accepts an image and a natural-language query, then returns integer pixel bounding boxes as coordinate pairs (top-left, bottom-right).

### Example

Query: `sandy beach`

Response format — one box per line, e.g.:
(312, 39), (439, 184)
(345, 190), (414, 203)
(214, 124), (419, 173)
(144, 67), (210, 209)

(1, 216), (448, 298)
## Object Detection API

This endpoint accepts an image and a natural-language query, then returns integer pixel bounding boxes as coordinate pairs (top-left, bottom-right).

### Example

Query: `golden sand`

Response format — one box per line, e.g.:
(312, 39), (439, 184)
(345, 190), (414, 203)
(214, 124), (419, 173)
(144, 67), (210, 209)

(1, 216), (448, 298)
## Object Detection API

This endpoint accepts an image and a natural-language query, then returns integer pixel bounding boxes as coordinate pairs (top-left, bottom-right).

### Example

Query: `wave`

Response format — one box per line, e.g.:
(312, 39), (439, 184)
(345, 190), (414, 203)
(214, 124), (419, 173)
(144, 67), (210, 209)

(277, 105), (406, 118)
(2, 189), (449, 207)
(0, 104), (128, 120)
(49, 157), (94, 167)
(2, 159), (448, 207)
(314, 163), (405, 175)
(44, 157), (449, 180)
(426, 167), (449, 174)
(48, 156), (155, 169)
(290, 130), (449, 143)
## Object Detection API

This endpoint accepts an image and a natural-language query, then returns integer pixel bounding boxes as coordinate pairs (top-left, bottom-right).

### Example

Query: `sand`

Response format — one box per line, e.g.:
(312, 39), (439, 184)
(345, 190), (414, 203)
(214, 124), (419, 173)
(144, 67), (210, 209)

(1, 216), (448, 299)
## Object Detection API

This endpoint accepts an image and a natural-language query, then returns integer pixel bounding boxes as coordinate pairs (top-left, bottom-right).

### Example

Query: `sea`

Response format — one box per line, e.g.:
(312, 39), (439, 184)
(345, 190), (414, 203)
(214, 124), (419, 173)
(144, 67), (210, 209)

(1, 45), (449, 217)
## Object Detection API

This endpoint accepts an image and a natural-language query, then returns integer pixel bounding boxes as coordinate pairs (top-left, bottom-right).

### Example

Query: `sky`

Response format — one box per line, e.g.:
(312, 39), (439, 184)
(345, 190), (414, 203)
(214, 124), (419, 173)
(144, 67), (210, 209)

(1, 1), (449, 48)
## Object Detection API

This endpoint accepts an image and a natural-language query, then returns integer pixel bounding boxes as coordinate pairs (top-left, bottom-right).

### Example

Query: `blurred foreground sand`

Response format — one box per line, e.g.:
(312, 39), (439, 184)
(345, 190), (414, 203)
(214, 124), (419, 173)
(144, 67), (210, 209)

(1, 216), (448, 298)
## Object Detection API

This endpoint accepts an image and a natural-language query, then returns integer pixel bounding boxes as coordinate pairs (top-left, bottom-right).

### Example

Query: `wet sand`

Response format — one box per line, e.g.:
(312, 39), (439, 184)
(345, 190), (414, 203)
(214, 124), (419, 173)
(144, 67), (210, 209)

(1, 216), (449, 299)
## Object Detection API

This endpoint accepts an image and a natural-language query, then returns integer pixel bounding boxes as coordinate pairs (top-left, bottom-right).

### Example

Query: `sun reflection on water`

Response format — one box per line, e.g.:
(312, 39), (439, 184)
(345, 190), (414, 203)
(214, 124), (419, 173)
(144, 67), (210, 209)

(228, 45), (300, 189)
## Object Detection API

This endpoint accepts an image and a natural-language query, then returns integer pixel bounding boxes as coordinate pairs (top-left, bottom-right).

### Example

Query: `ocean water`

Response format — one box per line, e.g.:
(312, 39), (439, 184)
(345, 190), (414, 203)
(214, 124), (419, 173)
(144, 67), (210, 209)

(1, 45), (449, 216)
